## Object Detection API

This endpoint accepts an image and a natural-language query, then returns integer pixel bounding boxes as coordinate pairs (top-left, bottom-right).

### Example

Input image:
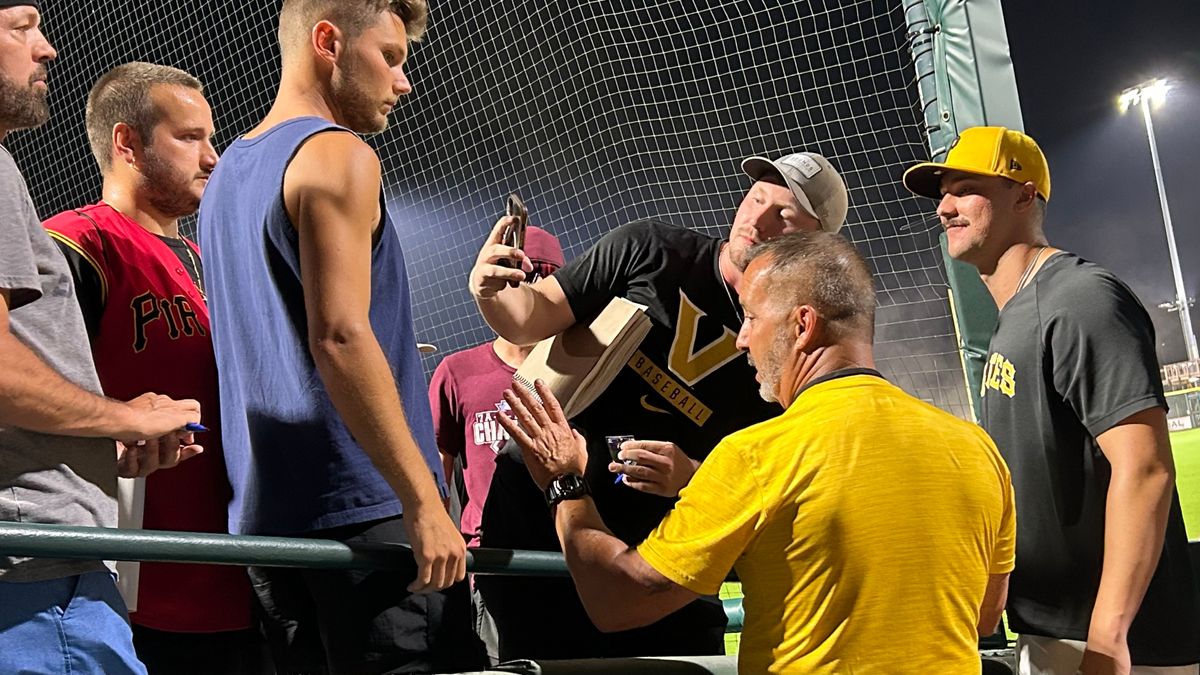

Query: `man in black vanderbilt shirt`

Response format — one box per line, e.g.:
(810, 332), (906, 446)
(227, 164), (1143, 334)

(467, 151), (849, 659)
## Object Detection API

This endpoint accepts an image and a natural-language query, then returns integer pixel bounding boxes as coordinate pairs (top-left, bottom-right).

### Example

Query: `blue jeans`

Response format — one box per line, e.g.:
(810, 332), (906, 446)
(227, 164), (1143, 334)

(0, 570), (147, 675)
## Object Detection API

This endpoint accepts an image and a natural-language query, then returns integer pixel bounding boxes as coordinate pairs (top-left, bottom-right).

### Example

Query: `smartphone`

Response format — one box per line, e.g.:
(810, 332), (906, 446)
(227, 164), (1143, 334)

(500, 193), (529, 288)
(605, 435), (635, 463)
(504, 193), (528, 251)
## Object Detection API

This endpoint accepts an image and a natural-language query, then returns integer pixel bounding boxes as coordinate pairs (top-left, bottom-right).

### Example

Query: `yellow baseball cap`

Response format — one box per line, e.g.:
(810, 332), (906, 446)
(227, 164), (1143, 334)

(902, 126), (1051, 202)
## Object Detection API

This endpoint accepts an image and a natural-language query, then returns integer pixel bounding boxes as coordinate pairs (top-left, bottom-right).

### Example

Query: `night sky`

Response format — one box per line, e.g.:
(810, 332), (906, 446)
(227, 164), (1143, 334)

(1002, 0), (1200, 365)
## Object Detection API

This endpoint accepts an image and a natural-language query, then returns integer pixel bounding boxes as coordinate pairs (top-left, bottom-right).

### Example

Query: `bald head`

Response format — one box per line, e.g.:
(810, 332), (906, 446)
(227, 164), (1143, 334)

(743, 231), (876, 343)
(278, 0), (428, 60)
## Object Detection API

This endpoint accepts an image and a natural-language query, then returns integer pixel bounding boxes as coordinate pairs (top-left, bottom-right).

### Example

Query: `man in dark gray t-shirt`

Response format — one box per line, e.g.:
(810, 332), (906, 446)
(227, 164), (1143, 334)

(904, 126), (1199, 674)
(0, 4), (206, 674)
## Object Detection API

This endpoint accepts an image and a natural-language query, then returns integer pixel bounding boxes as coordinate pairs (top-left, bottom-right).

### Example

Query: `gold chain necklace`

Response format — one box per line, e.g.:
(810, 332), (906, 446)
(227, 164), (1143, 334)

(1015, 245), (1046, 294)
(178, 238), (206, 301)
(721, 274), (743, 324)
(719, 245), (743, 324)
(101, 200), (205, 300)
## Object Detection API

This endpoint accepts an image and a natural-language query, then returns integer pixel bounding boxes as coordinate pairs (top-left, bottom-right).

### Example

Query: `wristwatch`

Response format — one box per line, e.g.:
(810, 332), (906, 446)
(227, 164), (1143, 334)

(544, 473), (590, 507)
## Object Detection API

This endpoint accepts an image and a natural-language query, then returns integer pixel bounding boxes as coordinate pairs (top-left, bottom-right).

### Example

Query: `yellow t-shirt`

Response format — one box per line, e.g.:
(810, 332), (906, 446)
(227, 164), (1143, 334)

(639, 374), (1015, 674)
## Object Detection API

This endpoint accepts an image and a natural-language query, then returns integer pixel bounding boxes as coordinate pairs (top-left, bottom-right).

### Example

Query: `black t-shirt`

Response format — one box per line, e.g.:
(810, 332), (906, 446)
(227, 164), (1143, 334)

(982, 252), (1199, 665)
(477, 220), (777, 658)
(501, 219), (776, 541)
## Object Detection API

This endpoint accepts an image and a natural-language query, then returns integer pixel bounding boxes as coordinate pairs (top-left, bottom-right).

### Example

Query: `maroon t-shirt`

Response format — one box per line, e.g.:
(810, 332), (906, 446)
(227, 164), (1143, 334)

(428, 343), (517, 545)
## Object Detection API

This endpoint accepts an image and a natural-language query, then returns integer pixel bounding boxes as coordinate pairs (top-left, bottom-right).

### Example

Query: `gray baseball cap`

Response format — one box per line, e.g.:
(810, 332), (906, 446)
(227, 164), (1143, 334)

(741, 152), (849, 233)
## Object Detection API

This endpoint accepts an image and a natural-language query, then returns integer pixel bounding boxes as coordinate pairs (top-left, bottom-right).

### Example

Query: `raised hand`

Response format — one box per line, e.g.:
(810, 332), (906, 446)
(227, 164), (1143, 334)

(496, 379), (587, 491)
(469, 216), (534, 300)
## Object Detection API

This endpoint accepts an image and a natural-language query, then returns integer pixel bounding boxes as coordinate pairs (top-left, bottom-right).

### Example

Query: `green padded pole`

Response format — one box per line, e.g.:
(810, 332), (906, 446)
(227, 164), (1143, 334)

(907, 0), (1023, 421)
(943, 231), (998, 419)
(721, 598), (744, 628)
(0, 522), (746, 631)
(0, 522), (569, 576)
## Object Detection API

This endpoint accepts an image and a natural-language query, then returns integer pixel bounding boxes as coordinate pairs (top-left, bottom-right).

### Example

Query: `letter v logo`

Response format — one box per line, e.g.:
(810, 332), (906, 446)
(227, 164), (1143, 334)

(668, 289), (741, 386)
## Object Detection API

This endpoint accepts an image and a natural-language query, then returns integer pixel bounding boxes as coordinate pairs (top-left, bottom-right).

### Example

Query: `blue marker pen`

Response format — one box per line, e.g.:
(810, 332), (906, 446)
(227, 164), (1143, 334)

(134, 422), (207, 446)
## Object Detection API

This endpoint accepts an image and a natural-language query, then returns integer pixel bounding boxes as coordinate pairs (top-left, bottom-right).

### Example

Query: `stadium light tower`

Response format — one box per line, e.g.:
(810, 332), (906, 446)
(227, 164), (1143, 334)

(1119, 78), (1198, 363)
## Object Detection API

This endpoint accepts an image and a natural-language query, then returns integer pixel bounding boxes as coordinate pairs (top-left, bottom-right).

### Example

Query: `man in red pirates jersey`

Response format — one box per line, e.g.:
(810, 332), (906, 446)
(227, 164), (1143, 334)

(44, 63), (264, 675)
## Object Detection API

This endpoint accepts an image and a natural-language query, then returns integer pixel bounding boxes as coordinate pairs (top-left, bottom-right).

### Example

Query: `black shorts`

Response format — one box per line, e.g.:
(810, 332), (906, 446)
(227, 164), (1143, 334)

(132, 625), (271, 675)
(248, 516), (485, 674)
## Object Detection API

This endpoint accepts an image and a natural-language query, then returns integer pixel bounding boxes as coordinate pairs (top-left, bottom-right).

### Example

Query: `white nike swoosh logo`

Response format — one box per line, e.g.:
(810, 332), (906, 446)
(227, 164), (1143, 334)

(640, 395), (671, 414)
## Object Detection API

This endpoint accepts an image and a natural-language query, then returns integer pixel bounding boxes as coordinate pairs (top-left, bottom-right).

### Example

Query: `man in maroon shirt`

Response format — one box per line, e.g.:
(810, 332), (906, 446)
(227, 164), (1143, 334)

(428, 225), (564, 662)
(430, 225), (565, 546)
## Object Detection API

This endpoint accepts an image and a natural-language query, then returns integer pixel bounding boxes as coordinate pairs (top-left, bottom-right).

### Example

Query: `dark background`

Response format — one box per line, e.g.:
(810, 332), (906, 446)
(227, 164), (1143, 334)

(7, 1), (975, 416)
(1003, 0), (1200, 365)
(16, 0), (1197, 413)
(29, 2), (1198, 414)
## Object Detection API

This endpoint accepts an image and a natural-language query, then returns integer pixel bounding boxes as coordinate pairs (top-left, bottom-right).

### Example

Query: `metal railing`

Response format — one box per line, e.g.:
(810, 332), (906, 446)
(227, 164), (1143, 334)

(0, 522), (744, 631)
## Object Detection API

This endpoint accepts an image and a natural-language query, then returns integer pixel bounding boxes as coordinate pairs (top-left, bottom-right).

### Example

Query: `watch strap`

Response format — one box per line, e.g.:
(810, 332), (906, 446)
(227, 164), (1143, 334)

(544, 473), (590, 507)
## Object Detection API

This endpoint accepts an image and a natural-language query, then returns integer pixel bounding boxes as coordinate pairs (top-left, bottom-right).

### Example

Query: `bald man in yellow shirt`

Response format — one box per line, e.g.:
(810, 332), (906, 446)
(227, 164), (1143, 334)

(498, 230), (1015, 673)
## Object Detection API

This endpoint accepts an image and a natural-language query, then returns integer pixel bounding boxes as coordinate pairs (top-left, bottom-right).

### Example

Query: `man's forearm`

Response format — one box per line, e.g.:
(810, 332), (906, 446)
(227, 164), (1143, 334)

(554, 497), (686, 632)
(1090, 458), (1174, 643)
(312, 330), (444, 511)
(0, 331), (128, 437)
(556, 497), (632, 608)
(477, 276), (578, 348)
(475, 285), (545, 346)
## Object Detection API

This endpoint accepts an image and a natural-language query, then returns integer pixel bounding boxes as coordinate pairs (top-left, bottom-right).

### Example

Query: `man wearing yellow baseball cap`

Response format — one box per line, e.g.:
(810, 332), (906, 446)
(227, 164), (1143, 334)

(905, 127), (1200, 674)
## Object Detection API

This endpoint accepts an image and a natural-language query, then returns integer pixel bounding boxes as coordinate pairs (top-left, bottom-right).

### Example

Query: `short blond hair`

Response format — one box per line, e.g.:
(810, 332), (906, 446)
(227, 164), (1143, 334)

(279, 0), (428, 58)
(86, 62), (203, 171)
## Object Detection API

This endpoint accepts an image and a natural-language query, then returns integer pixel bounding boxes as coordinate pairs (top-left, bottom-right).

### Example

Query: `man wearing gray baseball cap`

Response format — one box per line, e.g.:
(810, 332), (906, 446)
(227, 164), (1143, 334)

(467, 149), (849, 660)
(742, 152), (849, 230)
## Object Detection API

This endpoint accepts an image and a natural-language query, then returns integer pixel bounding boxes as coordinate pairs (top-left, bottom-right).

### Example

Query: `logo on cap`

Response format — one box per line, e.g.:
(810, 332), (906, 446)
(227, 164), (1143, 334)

(789, 154), (822, 180)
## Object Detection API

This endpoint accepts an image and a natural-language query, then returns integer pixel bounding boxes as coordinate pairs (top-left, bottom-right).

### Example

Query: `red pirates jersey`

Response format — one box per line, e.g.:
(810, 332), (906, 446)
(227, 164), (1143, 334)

(44, 202), (252, 633)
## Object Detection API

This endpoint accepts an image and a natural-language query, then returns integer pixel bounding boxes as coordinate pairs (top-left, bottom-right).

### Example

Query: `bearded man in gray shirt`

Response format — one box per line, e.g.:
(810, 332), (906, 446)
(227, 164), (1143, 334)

(0, 3), (206, 674)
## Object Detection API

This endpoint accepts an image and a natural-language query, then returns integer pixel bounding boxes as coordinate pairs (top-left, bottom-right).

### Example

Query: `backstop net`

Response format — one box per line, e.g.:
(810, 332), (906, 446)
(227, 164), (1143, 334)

(8, 0), (970, 418)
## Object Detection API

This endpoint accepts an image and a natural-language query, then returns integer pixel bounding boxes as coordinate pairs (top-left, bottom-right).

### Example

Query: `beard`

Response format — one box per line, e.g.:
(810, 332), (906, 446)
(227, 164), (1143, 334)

(330, 51), (389, 135)
(0, 67), (50, 131)
(728, 241), (749, 270)
(748, 326), (793, 403)
(141, 147), (203, 219)
(727, 230), (756, 270)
